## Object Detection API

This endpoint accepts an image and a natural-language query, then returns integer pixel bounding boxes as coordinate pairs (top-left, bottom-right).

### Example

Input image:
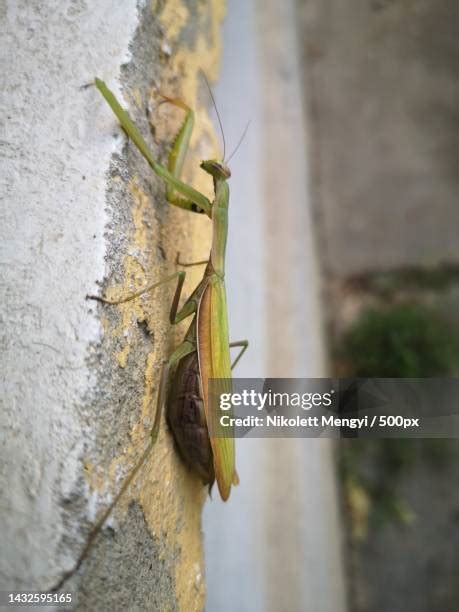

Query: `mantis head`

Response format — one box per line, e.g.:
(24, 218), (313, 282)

(200, 160), (231, 180)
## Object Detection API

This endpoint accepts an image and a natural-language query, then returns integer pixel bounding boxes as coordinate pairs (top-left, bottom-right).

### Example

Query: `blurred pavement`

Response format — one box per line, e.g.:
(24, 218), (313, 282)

(203, 2), (347, 611)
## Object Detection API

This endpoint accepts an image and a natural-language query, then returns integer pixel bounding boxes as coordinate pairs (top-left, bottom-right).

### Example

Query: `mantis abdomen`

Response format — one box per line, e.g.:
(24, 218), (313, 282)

(167, 352), (215, 488)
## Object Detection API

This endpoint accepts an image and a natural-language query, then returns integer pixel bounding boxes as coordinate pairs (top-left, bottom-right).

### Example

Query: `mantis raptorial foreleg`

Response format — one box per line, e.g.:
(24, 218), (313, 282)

(157, 95), (202, 212)
(95, 79), (212, 217)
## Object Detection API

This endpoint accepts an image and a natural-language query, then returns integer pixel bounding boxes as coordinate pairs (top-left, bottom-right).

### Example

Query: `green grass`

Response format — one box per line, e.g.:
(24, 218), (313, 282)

(339, 303), (458, 534)
(342, 303), (458, 377)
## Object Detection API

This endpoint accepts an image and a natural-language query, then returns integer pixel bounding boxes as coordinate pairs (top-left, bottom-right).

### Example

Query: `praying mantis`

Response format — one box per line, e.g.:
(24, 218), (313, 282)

(50, 78), (249, 593)
(90, 78), (248, 502)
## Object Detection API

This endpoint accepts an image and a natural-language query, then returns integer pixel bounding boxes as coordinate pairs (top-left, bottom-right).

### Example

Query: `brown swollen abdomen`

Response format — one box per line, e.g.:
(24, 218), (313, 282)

(167, 351), (215, 487)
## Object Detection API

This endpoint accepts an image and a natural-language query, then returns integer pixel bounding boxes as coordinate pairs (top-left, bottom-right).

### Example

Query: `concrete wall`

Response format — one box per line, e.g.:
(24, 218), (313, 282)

(1, 1), (224, 608)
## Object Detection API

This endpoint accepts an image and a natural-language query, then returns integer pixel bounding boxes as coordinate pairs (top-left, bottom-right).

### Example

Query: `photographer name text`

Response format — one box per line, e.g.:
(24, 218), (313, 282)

(219, 414), (420, 430)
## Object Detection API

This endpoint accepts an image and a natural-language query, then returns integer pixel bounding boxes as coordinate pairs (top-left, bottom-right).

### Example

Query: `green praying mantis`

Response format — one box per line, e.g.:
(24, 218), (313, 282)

(91, 78), (248, 502)
(53, 78), (248, 591)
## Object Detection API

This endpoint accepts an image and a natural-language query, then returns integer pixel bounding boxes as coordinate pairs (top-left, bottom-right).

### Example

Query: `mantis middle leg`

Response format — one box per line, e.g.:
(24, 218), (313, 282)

(230, 340), (249, 370)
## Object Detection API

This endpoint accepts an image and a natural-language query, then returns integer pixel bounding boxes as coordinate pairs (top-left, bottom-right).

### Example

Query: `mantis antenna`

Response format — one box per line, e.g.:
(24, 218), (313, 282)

(202, 72), (227, 161)
(226, 120), (251, 164)
(202, 73), (250, 166)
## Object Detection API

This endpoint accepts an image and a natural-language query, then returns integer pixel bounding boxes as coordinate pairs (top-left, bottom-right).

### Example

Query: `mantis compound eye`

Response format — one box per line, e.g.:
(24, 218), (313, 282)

(200, 159), (231, 179)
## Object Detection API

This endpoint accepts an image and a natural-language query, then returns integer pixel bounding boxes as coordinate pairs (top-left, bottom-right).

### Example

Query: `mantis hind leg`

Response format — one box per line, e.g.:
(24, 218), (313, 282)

(151, 341), (196, 443)
(229, 340), (249, 370)
(51, 340), (196, 591)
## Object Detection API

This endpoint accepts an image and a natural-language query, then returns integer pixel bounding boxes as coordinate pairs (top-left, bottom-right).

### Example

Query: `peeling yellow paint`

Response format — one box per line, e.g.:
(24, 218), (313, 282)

(116, 343), (130, 368)
(159, 0), (190, 43)
(102, 178), (155, 368)
(93, 1), (226, 609)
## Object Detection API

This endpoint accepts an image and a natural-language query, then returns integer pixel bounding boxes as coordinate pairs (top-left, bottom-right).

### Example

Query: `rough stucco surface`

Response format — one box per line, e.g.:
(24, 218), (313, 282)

(1, 0), (224, 608)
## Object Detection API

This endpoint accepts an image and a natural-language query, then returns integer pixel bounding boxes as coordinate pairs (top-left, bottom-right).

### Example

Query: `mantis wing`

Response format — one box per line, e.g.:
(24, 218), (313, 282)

(197, 275), (236, 500)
